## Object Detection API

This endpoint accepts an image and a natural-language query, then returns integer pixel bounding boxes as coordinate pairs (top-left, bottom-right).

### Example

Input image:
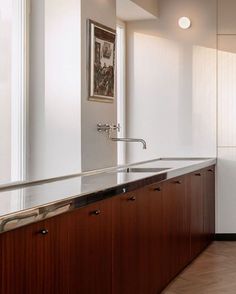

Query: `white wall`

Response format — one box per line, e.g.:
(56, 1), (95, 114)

(217, 0), (236, 233)
(117, 0), (157, 22)
(0, 0), (117, 184)
(0, 1), (12, 183)
(28, 0), (81, 180)
(126, 0), (217, 164)
(81, 0), (117, 171)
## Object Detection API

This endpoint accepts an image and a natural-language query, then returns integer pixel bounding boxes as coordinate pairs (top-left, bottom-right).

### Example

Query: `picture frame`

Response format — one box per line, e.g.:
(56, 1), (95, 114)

(88, 20), (116, 103)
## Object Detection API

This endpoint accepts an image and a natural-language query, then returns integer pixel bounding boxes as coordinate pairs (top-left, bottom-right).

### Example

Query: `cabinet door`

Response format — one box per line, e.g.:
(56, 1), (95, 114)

(189, 171), (205, 259)
(204, 167), (215, 245)
(162, 176), (190, 284)
(0, 199), (113, 294)
(112, 189), (152, 294)
(68, 199), (112, 294)
(148, 183), (164, 294)
(0, 213), (70, 294)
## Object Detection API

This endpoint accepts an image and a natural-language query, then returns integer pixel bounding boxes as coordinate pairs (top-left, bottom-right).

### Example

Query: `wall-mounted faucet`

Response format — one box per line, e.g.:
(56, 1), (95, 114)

(110, 137), (147, 150)
(97, 123), (147, 150)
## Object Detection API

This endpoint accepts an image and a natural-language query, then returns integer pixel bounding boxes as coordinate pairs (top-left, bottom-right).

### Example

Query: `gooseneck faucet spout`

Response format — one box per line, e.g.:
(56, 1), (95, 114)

(110, 137), (147, 150)
(97, 123), (147, 150)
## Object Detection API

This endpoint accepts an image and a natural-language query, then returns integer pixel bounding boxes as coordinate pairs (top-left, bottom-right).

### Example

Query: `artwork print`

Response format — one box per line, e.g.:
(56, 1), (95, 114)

(89, 20), (116, 102)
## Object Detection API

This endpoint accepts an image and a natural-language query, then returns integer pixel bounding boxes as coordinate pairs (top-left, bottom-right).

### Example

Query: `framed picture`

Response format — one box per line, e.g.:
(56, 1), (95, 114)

(88, 20), (116, 103)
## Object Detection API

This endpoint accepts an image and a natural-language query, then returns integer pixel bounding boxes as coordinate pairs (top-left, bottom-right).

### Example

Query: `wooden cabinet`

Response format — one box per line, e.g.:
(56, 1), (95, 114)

(163, 176), (190, 284)
(0, 200), (112, 294)
(204, 167), (215, 245)
(112, 190), (146, 294)
(0, 166), (215, 294)
(112, 185), (164, 294)
(189, 170), (205, 259)
(68, 199), (112, 294)
(189, 167), (215, 260)
(148, 183), (164, 294)
(0, 213), (70, 294)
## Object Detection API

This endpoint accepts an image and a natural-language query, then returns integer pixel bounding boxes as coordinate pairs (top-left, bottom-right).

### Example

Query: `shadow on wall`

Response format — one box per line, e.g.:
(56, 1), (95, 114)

(127, 31), (216, 163)
(126, 0), (217, 164)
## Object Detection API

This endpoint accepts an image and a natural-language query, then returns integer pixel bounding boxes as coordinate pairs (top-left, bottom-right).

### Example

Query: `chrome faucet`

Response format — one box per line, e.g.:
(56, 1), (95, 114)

(110, 137), (147, 150)
(97, 123), (147, 150)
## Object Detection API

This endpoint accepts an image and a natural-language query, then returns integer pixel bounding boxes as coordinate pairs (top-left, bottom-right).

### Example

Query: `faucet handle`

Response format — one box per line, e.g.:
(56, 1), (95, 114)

(115, 123), (121, 132)
(97, 123), (111, 132)
(110, 124), (121, 132)
(97, 123), (121, 133)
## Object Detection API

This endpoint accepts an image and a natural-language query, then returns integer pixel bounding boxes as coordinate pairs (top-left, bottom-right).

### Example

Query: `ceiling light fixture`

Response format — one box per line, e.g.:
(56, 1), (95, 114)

(178, 17), (191, 29)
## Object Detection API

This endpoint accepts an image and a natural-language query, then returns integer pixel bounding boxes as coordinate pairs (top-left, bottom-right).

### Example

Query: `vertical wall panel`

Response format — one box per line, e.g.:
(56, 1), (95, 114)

(81, 0), (117, 171)
(217, 3), (236, 233)
(217, 148), (236, 233)
(218, 36), (236, 146)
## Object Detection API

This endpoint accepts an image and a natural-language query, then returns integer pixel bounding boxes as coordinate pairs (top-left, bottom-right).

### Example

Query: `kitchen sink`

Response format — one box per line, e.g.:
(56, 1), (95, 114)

(117, 167), (171, 173)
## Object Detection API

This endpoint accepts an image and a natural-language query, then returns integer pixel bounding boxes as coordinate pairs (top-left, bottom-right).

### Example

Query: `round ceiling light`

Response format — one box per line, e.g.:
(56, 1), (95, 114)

(178, 17), (191, 29)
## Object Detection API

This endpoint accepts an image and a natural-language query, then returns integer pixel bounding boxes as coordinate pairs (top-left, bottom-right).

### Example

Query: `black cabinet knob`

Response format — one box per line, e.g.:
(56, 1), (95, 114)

(40, 229), (49, 235)
(174, 180), (182, 184)
(195, 173), (202, 177)
(154, 187), (162, 192)
(128, 196), (136, 201)
(208, 169), (214, 173)
(93, 210), (101, 216)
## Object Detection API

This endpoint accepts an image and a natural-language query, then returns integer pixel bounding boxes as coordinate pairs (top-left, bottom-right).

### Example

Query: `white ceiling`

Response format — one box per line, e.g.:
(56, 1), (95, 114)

(116, 0), (157, 21)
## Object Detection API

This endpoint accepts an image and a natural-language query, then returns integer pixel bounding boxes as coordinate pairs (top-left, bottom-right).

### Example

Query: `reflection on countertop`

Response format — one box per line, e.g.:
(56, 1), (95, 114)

(0, 158), (216, 233)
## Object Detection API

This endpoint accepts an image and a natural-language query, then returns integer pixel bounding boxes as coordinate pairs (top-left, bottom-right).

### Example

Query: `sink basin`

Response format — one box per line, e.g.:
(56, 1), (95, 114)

(117, 167), (171, 173)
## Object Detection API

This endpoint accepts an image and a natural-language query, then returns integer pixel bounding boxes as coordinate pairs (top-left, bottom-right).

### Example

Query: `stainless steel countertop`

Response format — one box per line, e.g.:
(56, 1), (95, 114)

(0, 157), (216, 234)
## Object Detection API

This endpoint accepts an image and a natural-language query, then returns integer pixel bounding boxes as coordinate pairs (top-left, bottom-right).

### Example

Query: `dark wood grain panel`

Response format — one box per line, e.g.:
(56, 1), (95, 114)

(112, 191), (139, 294)
(204, 166), (216, 245)
(189, 170), (206, 259)
(0, 166), (216, 294)
(0, 213), (70, 294)
(0, 200), (113, 294)
(148, 183), (164, 294)
(112, 184), (164, 294)
(68, 199), (112, 294)
(162, 176), (190, 285)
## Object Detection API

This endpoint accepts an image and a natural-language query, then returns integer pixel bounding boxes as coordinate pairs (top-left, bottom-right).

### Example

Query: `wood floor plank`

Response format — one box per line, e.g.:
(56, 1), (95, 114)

(162, 242), (236, 293)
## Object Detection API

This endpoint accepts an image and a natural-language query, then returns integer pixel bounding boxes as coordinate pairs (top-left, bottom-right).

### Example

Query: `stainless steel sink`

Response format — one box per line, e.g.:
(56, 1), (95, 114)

(117, 167), (171, 173)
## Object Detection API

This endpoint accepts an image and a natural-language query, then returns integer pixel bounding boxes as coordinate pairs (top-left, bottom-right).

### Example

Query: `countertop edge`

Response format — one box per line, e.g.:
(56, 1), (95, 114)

(0, 158), (217, 234)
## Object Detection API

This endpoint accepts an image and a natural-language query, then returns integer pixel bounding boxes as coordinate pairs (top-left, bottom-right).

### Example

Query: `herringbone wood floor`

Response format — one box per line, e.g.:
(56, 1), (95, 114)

(162, 242), (236, 294)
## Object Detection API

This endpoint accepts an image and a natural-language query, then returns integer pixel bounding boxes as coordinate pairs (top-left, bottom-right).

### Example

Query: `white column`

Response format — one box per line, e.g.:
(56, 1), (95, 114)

(11, 0), (29, 182)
